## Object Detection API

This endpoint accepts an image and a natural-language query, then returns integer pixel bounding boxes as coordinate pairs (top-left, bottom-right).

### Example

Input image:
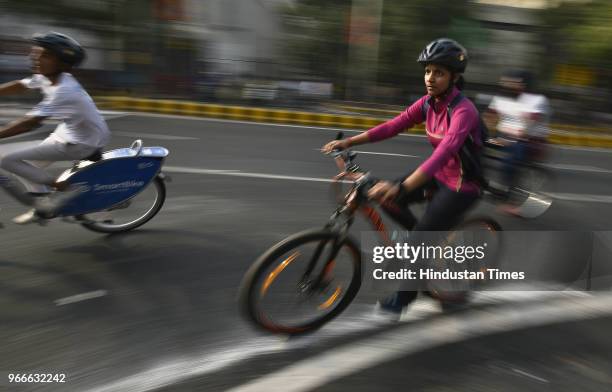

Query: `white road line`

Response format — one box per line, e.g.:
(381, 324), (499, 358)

(511, 368), (550, 383)
(312, 148), (419, 158)
(553, 144), (612, 154)
(547, 192), (612, 204)
(110, 111), (428, 138)
(82, 291), (589, 392)
(227, 293), (612, 392)
(163, 165), (612, 204)
(100, 111), (130, 120)
(54, 290), (108, 306)
(545, 163), (612, 174)
(112, 131), (199, 141)
(83, 336), (287, 392)
(102, 111), (612, 152)
(163, 166), (335, 183)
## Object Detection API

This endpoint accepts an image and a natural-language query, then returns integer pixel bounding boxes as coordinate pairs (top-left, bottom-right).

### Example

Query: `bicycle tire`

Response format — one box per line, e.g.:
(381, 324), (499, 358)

(511, 164), (554, 204)
(426, 216), (502, 308)
(239, 229), (362, 335)
(80, 176), (166, 233)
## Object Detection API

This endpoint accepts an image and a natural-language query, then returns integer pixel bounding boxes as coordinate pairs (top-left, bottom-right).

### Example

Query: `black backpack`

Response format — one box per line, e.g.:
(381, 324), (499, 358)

(421, 93), (489, 186)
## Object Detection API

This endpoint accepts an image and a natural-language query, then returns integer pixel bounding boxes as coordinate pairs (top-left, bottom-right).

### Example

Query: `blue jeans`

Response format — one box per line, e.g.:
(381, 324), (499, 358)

(502, 140), (531, 191)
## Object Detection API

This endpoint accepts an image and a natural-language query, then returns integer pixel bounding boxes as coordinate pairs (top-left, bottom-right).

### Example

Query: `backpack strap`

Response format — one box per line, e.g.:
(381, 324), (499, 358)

(446, 93), (464, 118)
(421, 93), (486, 186)
(421, 96), (433, 120)
(420, 93), (464, 122)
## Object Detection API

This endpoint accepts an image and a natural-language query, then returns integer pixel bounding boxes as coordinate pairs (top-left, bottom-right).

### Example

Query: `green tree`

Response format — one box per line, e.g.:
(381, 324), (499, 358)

(280, 0), (472, 101)
(543, 0), (612, 69)
(279, 0), (352, 89)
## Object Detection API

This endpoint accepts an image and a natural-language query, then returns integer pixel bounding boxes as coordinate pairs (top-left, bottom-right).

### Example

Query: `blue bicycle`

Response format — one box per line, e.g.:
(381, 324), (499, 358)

(1, 140), (169, 233)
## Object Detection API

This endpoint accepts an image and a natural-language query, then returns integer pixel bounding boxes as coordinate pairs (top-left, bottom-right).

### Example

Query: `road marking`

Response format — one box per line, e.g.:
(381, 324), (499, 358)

(553, 144), (612, 154)
(83, 337), (288, 392)
(547, 192), (612, 204)
(227, 292), (612, 392)
(112, 131), (199, 141)
(163, 165), (612, 204)
(111, 111), (428, 138)
(163, 166), (336, 183)
(312, 148), (419, 158)
(54, 290), (108, 306)
(100, 111), (130, 120)
(105, 111), (612, 151)
(511, 368), (550, 383)
(82, 290), (591, 392)
(545, 163), (612, 174)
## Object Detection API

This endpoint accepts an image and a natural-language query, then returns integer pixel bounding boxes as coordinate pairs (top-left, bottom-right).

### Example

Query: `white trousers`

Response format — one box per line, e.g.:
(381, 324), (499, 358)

(0, 136), (99, 193)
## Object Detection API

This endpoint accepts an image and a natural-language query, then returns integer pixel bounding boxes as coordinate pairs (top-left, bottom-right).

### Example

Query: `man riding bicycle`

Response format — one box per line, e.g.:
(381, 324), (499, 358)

(323, 38), (483, 315)
(0, 32), (110, 224)
(486, 69), (551, 212)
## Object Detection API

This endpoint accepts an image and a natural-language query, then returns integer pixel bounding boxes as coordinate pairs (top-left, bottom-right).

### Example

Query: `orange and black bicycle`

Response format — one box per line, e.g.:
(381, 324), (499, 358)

(239, 139), (502, 336)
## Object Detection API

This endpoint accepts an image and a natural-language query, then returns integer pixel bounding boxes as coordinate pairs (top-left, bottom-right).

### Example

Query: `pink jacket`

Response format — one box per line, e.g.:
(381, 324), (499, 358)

(366, 87), (481, 194)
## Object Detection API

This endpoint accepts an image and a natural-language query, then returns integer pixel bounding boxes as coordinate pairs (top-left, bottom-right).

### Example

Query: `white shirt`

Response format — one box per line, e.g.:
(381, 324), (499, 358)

(21, 73), (110, 148)
(489, 93), (551, 139)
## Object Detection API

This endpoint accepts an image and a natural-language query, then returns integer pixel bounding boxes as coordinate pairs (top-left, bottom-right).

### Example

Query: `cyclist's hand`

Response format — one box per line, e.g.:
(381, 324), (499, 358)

(322, 139), (350, 154)
(368, 181), (399, 203)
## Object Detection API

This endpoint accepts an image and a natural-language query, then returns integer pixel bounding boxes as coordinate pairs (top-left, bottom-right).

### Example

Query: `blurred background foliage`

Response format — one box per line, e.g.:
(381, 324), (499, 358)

(0, 0), (610, 121)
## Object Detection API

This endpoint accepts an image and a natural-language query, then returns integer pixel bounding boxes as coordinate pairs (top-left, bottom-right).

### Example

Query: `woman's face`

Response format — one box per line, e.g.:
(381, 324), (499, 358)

(424, 64), (453, 97)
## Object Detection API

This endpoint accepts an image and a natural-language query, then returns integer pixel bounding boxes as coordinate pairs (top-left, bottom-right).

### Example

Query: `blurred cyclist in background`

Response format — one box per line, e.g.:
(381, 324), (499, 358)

(322, 38), (483, 315)
(0, 32), (110, 224)
(487, 70), (551, 210)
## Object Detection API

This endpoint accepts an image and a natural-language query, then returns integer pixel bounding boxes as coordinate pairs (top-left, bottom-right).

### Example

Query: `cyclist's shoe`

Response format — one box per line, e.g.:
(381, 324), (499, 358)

(12, 209), (44, 225)
(33, 185), (85, 217)
(375, 291), (418, 319)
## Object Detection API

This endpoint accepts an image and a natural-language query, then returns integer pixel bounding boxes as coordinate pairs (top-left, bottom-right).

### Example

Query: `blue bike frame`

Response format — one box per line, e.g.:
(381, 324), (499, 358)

(54, 141), (169, 216)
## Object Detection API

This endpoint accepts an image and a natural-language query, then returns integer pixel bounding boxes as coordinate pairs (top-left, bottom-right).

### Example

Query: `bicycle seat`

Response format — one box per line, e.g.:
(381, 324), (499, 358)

(83, 150), (103, 162)
(70, 149), (103, 172)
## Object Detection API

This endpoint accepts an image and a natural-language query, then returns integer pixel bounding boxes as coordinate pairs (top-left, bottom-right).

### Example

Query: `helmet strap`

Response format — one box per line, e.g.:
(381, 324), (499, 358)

(434, 73), (456, 100)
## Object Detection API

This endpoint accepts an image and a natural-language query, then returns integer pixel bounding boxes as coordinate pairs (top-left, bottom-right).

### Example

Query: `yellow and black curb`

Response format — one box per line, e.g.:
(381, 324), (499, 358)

(95, 96), (612, 148)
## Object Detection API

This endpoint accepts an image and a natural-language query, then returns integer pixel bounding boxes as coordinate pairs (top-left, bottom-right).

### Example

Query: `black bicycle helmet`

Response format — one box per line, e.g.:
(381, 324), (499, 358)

(502, 69), (534, 91)
(417, 38), (467, 73)
(32, 32), (85, 67)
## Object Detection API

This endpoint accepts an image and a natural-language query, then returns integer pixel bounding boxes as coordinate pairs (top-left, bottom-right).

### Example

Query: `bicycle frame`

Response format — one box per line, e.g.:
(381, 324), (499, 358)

(54, 140), (168, 216)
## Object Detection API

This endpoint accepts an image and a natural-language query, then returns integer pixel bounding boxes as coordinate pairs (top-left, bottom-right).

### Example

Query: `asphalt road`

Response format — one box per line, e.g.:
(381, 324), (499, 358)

(1, 110), (612, 391)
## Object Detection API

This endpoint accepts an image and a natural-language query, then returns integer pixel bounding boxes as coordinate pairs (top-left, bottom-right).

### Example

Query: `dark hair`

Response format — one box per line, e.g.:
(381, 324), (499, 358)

(455, 74), (465, 90)
(503, 69), (534, 92)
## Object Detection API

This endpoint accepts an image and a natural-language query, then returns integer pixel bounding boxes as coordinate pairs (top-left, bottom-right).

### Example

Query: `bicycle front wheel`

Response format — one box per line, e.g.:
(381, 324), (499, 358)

(80, 176), (166, 233)
(239, 229), (361, 335)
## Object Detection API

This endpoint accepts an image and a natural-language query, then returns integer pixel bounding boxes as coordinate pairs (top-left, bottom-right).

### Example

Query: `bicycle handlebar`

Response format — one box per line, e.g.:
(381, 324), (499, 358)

(324, 134), (380, 200)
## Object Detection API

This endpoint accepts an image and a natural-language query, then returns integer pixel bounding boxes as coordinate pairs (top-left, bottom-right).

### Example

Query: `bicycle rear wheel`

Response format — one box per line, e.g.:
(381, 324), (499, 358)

(426, 217), (502, 308)
(239, 229), (361, 335)
(511, 164), (553, 203)
(80, 176), (166, 233)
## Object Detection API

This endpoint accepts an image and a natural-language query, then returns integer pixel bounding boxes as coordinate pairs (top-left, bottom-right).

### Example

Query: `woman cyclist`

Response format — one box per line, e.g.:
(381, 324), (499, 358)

(322, 38), (483, 314)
